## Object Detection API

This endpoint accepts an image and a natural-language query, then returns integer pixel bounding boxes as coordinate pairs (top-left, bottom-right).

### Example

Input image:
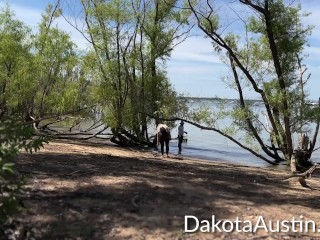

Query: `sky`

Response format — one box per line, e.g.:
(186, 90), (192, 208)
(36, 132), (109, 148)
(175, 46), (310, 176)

(1, 0), (319, 100)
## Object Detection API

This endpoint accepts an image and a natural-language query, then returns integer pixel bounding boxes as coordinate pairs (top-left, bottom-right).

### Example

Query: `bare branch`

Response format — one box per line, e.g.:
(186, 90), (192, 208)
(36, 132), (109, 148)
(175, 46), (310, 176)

(60, 12), (93, 44)
(146, 113), (278, 165)
(46, 0), (61, 29)
(23, 106), (93, 126)
(187, 0), (284, 152)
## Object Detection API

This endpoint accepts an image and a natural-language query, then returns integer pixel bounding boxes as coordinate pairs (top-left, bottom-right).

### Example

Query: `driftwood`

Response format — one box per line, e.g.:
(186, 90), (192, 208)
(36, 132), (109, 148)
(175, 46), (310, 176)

(79, 126), (108, 140)
(39, 119), (153, 147)
(38, 122), (112, 141)
(120, 128), (154, 147)
(109, 127), (156, 147)
(262, 163), (320, 190)
(110, 132), (136, 147)
(284, 163), (320, 180)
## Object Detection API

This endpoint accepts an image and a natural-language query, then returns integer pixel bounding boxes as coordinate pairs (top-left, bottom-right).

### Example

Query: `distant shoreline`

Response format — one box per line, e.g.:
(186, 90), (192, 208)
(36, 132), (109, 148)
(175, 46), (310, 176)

(178, 96), (264, 103)
(179, 96), (319, 104)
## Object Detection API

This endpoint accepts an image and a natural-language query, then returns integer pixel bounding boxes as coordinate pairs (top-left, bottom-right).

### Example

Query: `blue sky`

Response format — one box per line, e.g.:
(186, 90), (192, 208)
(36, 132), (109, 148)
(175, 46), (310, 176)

(1, 0), (319, 100)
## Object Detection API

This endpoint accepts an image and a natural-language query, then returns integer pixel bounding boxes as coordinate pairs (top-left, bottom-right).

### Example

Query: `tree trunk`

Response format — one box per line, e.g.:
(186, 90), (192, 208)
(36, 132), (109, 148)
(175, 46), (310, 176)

(290, 154), (297, 173)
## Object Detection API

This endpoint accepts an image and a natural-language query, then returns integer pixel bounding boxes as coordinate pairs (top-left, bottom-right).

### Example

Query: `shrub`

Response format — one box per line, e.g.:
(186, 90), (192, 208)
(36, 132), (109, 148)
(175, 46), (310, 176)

(0, 117), (47, 220)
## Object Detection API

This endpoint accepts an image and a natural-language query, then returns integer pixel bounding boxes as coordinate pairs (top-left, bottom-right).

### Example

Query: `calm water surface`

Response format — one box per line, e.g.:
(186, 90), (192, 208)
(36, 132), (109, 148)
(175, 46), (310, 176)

(50, 99), (320, 168)
(165, 100), (320, 168)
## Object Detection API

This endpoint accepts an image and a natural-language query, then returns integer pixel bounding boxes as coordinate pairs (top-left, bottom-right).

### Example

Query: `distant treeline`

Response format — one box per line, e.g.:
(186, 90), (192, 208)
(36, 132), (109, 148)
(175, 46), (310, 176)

(179, 97), (264, 103)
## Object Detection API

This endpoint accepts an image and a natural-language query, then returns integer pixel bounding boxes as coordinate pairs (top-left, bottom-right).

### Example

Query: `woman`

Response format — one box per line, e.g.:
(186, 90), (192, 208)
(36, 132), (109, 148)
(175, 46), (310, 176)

(156, 124), (171, 157)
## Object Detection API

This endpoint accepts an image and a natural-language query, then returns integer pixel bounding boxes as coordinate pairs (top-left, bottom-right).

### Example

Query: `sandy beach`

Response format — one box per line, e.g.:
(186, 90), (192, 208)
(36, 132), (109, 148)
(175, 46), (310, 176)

(5, 140), (320, 239)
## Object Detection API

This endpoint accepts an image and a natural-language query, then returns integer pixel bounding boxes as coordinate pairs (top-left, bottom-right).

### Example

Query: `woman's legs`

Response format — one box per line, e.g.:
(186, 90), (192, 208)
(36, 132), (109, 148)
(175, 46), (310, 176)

(160, 140), (165, 155)
(165, 140), (169, 157)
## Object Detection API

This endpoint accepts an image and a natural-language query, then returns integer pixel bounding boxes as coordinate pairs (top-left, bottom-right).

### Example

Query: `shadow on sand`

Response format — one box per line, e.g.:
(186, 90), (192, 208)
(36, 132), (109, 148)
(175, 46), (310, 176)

(9, 146), (320, 239)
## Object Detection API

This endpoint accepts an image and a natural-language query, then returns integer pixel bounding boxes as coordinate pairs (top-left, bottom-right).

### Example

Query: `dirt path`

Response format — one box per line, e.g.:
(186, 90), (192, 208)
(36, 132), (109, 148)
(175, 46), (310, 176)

(5, 140), (320, 239)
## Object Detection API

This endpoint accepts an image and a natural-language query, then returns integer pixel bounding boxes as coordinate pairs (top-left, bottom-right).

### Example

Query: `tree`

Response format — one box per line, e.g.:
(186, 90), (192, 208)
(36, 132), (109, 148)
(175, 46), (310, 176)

(32, 4), (90, 121)
(79, 0), (139, 141)
(0, 6), (31, 119)
(64, 0), (190, 145)
(135, 0), (190, 127)
(0, 4), (90, 127)
(186, 0), (319, 170)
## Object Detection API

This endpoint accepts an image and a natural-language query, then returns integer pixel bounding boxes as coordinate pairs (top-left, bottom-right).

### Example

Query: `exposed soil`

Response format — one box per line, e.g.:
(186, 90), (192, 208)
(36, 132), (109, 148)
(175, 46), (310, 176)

(3, 140), (320, 239)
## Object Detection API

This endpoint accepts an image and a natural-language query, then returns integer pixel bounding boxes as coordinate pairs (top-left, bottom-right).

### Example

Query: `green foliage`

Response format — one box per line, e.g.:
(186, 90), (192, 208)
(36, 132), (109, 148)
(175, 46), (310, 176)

(247, 0), (313, 85)
(0, 117), (47, 220)
(80, 0), (189, 139)
(305, 106), (320, 122)
(190, 104), (214, 126)
(194, 0), (316, 162)
(0, 6), (32, 116)
(32, 7), (88, 117)
(0, 4), (90, 122)
(201, 14), (219, 33)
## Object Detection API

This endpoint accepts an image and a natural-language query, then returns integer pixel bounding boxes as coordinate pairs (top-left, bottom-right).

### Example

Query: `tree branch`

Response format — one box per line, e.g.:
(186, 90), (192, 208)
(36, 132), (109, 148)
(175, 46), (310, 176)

(23, 106), (92, 126)
(146, 113), (278, 165)
(187, 0), (284, 156)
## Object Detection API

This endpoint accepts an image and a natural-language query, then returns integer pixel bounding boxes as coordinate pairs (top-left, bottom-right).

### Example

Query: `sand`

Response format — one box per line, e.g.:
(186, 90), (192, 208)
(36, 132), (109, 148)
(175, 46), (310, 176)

(5, 140), (320, 239)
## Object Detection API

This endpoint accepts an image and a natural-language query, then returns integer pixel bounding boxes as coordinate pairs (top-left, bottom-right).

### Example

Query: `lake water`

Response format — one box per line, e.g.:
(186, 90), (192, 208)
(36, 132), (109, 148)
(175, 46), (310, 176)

(49, 99), (320, 168)
(159, 99), (320, 168)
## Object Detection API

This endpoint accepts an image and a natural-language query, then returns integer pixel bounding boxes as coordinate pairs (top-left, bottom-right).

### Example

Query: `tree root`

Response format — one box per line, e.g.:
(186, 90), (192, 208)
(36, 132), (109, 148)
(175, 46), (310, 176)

(283, 163), (320, 180)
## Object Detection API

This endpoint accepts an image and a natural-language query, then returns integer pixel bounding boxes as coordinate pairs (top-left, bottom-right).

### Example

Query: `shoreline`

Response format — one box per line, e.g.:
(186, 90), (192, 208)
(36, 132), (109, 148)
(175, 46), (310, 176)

(49, 139), (287, 172)
(8, 139), (320, 239)
(77, 137), (288, 169)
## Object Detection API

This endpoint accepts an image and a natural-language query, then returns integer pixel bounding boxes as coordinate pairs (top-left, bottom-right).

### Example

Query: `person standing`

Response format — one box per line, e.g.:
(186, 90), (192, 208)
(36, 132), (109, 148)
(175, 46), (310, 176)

(178, 121), (187, 154)
(157, 124), (171, 157)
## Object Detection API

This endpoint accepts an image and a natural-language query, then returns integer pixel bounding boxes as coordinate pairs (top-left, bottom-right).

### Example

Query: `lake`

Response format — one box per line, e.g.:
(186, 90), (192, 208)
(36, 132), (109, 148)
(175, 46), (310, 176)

(48, 99), (320, 168)
(162, 99), (320, 167)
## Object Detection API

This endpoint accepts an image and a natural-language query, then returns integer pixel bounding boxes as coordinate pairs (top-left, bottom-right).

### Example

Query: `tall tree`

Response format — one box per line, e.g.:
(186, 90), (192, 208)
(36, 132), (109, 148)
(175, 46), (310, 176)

(71, 0), (189, 144)
(0, 6), (31, 119)
(187, 0), (318, 169)
(136, 0), (190, 125)
(0, 4), (89, 124)
(80, 0), (136, 135)
(32, 4), (88, 120)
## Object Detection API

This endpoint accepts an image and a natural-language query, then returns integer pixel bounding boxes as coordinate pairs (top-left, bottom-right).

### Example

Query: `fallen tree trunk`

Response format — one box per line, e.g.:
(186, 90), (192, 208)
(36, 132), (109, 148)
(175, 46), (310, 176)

(120, 128), (154, 147)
